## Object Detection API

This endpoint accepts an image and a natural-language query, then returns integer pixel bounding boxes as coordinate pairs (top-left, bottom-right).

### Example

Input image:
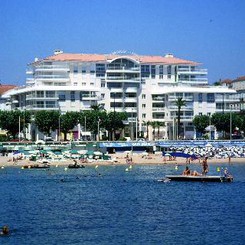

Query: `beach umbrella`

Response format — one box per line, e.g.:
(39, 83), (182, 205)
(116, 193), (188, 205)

(70, 149), (78, 154)
(94, 151), (103, 155)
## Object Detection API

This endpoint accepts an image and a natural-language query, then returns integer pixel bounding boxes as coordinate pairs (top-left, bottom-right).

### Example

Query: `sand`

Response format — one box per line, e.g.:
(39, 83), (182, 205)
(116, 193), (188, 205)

(0, 152), (243, 168)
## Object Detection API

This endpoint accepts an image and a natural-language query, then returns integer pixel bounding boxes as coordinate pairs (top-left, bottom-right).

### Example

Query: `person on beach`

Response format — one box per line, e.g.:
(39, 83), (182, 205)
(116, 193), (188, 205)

(202, 157), (209, 175)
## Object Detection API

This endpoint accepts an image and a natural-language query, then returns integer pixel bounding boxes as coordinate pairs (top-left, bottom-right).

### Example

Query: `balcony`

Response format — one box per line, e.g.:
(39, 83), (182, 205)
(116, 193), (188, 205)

(124, 97), (137, 103)
(177, 68), (207, 75)
(178, 78), (208, 84)
(35, 65), (70, 72)
(81, 95), (99, 101)
(125, 87), (138, 93)
(106, 76), (141, 83)
(152, 108), (165, 112)
(26, 78), (35, 84)
(152, 96), (165, 101)
(26, 69), (34, 75)
(26, 95), (59, 100)
(106, 66), (140, 73)
(125, 107), (137, 113)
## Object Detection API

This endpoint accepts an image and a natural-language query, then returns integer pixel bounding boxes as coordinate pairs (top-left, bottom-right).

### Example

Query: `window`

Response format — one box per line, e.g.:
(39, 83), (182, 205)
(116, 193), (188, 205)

(151, 65), (156, 78)
(101, 93), (105, 99)
(82, 82), (86, 86)
(70, 91), (75, 101)
(159, 65), (163, 79)
(207, 93), (215, 103)
(198, 93), (203, 103)
(36, 101), (44, 108)
(101, 82), (105, 87)
(141, 65), (150, 78)
(90, 83), (94, 86)
(96, 64), (106, 77)
(58, 93), (66, 101)
(46, 91), (55, 98)
(167, 65), (171, 79)
(46, 101), (56, 108)
(142, 104), (146, 108)
(142, 94), (146, 99)
(142, 113), (146, 118)
(37, 91), (44, 98)
(73, 65), (78, 73)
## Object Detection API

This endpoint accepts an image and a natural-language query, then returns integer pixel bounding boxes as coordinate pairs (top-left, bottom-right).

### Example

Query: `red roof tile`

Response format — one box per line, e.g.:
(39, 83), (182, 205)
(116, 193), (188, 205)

(40, 53), (199, 65)
(0, 85), (16, 95)
(233, 76), (245, 82)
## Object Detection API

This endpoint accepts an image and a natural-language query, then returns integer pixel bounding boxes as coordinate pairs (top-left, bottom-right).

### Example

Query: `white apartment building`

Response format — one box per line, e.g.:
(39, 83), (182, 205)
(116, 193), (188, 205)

(3, 50), (238, 140)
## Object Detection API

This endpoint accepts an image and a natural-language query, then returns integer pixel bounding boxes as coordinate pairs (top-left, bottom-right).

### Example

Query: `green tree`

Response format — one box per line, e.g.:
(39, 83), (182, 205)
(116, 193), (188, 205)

(60, 111), (81, 141)
(175, 97), (186, 139)
(211, 113), (232, 138)
(80, 110), (107, 140)
(34, 110), (60, 136)
(105, 111), (128, 140)
(0, 110), (31, 139)
(192, 115), (210, 135)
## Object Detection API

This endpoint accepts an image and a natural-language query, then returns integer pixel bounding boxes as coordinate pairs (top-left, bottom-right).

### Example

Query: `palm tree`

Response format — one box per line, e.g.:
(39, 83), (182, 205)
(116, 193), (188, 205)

(175, 97), (186, 139)
(156, 121), (165, 139)
(143, 120), (151, 140)
(151, 121), (158, 141)
(90, 104), (105, 111)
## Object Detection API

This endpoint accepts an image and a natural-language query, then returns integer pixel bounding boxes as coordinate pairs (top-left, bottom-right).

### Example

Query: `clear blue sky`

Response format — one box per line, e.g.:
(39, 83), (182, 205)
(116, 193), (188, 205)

(0, 0), (244, 85)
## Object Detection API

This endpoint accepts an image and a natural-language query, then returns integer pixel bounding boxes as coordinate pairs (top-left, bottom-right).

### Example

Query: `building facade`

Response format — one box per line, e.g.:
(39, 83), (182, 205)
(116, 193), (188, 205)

(3, 50), (238, 140)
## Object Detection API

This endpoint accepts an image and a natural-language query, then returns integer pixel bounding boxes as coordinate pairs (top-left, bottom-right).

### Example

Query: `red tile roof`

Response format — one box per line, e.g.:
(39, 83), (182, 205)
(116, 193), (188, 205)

(221, 79), (232, 84)
(40, 53), (199, 65)
(0, 85), (16, 95)
(232, 76), (245, 82)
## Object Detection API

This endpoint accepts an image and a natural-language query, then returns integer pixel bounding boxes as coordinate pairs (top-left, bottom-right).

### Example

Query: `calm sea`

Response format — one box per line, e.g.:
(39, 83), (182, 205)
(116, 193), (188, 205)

(0, 163), (245, 245)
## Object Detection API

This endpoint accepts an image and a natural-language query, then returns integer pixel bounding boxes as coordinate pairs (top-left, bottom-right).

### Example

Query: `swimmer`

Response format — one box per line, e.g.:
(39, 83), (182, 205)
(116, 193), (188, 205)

(1, 225), (9, 235)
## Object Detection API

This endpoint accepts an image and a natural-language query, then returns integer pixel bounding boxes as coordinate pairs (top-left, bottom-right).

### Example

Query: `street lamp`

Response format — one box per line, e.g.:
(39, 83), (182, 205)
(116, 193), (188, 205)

(131, 109), (134, 141)
(97, 118), (100, 141)
(113, 92), (116, 141)
(58, 115), (61, 141)
(18, 115), (21, 142)
(230, 105), (233, 140)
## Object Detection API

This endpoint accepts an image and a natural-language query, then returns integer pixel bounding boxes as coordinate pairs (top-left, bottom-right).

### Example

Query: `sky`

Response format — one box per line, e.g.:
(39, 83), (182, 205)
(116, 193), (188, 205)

(0, 0), (244, 86)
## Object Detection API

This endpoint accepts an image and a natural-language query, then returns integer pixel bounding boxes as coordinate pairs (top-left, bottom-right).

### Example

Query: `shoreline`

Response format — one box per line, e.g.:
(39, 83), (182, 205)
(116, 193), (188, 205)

(0, 153), (244, 168)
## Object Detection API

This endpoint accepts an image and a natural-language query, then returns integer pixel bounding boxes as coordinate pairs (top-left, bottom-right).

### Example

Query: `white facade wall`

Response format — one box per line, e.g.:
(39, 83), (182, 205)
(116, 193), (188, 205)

(2, 51), (239, 140)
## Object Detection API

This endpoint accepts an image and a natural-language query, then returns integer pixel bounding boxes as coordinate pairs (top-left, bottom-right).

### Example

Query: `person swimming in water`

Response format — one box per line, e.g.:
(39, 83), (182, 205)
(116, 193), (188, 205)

(1, 225), (9, 235)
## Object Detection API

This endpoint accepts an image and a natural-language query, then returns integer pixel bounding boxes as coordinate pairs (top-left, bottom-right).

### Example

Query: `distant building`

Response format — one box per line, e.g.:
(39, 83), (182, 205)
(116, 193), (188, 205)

(230, 76), (245, 111)
(0, 84), (17, 110)
(2, 50), (238, 140)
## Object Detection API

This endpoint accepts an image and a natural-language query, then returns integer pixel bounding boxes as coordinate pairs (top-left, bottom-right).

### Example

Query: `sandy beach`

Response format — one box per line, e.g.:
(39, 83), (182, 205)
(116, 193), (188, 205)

(0, 152), (244, 168)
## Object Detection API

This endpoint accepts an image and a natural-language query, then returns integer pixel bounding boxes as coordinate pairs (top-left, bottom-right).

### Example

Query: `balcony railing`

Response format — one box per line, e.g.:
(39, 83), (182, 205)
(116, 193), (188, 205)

(35, 65), (70, 71)
(106, 76), (140, 81)
(106, 66), (140, 72)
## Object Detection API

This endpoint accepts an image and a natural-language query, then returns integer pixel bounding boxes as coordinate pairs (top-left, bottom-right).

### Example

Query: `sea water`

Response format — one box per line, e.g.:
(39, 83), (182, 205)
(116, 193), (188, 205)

(0, 163), (245, 245)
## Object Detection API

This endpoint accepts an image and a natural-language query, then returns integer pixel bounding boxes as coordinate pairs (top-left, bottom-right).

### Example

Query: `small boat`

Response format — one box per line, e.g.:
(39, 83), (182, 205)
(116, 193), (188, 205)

(68, 164), (85, 169)
(159, 175), (233, 183)
(23, 164), (50, 169)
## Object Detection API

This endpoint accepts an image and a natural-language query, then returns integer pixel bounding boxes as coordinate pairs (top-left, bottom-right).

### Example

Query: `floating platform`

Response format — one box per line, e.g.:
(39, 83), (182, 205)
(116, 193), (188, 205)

(68, 164), (85, 169)
(160, 175), (233, 182)
(23, 164), (50, 169)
